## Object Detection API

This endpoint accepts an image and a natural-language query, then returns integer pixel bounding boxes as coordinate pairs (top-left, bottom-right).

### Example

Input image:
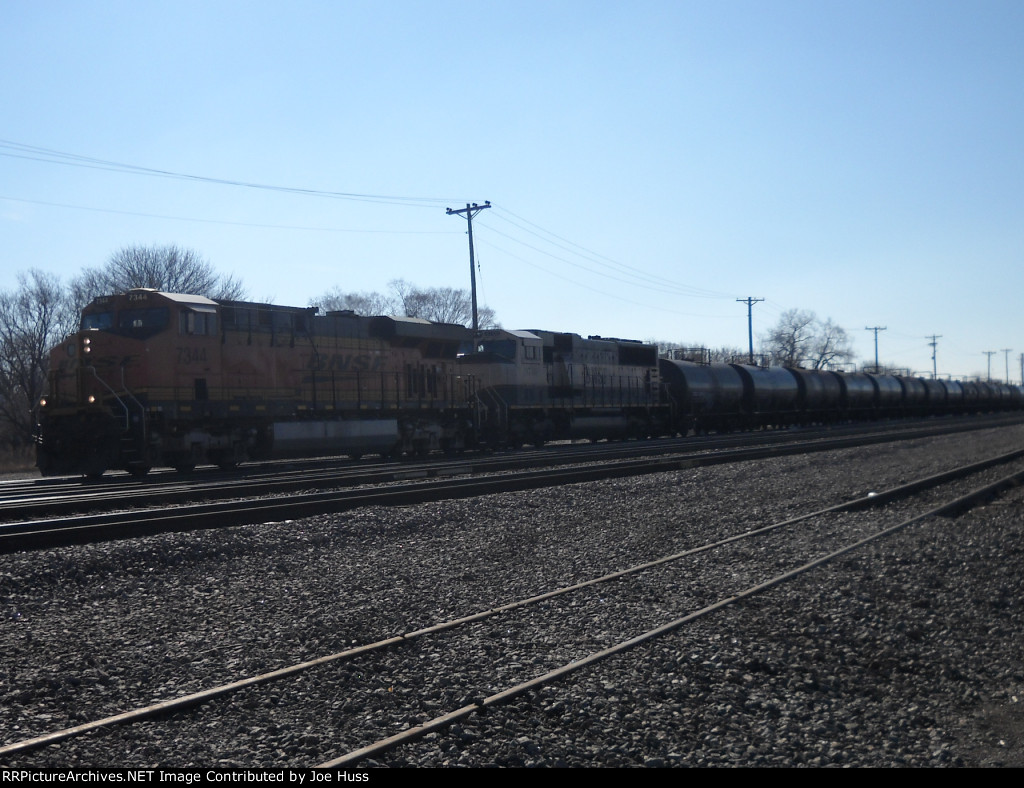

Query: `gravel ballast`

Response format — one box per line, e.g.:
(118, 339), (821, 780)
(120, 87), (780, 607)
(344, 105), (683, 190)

(1, 424), (1023, 767)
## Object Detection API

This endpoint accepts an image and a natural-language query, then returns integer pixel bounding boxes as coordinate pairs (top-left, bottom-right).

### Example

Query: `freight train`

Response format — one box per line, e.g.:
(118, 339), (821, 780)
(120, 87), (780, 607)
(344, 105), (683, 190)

(35, 289), (1024, 477)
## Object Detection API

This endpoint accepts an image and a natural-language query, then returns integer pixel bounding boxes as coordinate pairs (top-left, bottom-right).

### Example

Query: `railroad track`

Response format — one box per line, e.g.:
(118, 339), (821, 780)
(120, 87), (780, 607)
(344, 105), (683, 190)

(4, 414), (1021, 521)
(3, 444), (1022, 767)
(3, 414), (1022, 553)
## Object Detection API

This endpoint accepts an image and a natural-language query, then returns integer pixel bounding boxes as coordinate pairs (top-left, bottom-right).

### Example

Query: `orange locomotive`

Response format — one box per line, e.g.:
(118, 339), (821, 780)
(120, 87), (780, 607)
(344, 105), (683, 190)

(37, 289), (475, 476)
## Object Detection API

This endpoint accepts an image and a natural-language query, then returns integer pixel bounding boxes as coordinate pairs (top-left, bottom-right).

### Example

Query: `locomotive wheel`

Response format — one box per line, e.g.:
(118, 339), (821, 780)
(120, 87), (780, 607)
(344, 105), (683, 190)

(81, 456), (108, 480)
(210, 444), (244, 470)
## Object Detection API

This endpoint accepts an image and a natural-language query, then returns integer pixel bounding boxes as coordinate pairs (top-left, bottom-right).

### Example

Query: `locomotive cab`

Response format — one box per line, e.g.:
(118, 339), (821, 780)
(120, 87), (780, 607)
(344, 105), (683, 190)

(38, 289), (225, 476)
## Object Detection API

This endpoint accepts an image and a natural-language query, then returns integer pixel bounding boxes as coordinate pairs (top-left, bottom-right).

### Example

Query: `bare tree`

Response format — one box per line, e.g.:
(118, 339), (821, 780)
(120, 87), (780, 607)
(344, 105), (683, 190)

(762, 309), (817, 367)
(388, 280), (499, 327)
(310, 278), (499, 328)
(72, 244), (246, 309)
(761, 309), (854, 369)
(310, 286), (394, 316)
(0, 270), (76, 449)
(388, 278), (427, 319)
(807, 317), (854, 370)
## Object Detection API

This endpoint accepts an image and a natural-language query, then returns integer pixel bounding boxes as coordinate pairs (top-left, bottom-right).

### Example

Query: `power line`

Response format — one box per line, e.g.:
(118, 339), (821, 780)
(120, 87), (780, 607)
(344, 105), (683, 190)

(487, 207), (735, 301)
(0, 195), (460, 234)
(4, 139), (747, 314)
(0, 139), (463, 207)
(480, 220), (738, 302)
(474, 236), (734, 320)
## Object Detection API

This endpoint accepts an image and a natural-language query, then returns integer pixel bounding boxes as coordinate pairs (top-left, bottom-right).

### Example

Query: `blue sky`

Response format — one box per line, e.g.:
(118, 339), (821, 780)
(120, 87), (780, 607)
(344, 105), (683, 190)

(3, 0), (1022, 380)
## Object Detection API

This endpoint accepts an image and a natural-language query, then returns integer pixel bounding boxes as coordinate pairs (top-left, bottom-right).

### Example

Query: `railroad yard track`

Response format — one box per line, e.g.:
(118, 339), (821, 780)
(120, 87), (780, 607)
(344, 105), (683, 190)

(2, 421), (1022, 767)
(3, 414), (1022, 553)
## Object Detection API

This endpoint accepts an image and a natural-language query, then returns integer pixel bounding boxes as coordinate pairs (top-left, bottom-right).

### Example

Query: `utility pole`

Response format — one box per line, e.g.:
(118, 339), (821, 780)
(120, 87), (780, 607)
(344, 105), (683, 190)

(736, 297), (763, 364)
(1002, 348), (1012, 383)
(445, 201), (491, 333)
(864, 326), (887, 373)
(983, 351), (996, 382)
(926, 334), (942, 380)
(1020, 353), (1023, 386)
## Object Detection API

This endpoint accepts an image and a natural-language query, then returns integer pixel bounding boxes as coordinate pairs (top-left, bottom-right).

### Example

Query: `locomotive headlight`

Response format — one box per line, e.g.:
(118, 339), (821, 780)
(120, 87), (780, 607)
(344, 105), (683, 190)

(83, 337), (91, 354)
(87, 395), (96, 404)
(39, 398), (47, 408)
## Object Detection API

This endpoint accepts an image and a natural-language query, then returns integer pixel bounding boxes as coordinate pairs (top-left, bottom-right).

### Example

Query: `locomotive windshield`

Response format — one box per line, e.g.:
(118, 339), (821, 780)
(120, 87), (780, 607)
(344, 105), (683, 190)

(116, 307), (170, 338)
(476, 339), (517, 361)
(80, 311), (114, 331)
(79, 307), (170, 337)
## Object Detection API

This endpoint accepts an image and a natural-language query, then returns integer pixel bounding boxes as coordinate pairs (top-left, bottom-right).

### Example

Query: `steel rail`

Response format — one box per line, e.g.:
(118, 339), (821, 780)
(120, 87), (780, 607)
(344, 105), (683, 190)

(3, 447), (1021, 760)
(319, 464), (1024, 767)
(4, 414), (1021, 522)
(4, 418), (1023, 553)
(1, 421), (1017, 553)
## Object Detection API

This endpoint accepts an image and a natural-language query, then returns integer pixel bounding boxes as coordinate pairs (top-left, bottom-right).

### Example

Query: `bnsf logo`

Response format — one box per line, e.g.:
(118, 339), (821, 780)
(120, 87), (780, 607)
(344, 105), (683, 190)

(308, 353), (384, 372)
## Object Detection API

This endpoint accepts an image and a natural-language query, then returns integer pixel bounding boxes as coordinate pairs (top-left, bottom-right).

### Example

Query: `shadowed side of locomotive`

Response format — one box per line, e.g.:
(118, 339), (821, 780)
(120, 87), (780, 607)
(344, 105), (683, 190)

(460, 330), (666, 446)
